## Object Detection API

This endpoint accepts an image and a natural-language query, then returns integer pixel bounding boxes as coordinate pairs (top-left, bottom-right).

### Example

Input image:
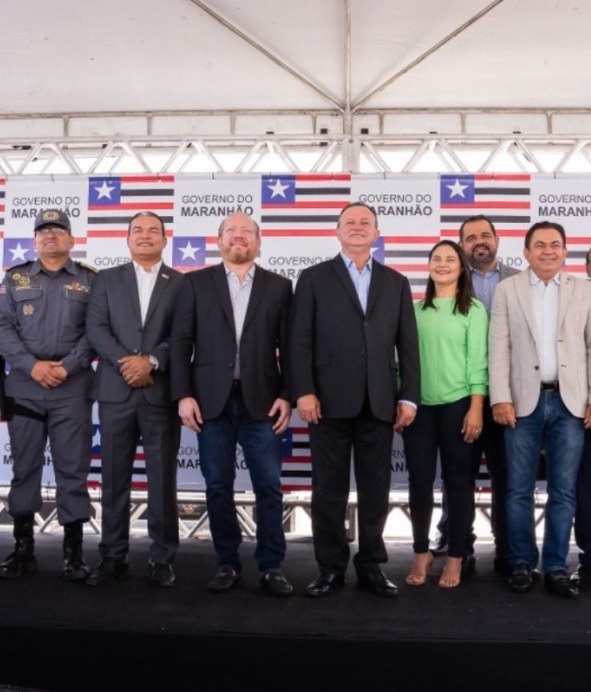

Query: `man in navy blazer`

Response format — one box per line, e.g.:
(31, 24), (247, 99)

(289, 202), (421, 597)
(85, 211), (184, 588)
(170, 212), (294, 597)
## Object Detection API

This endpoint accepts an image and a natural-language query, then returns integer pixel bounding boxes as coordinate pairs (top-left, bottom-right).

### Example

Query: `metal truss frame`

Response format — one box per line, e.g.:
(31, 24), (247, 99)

(1, 131), (590, 176)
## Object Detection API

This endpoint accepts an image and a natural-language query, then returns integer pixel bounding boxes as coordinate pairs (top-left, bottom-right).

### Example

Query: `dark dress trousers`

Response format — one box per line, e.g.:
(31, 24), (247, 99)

(289, 255), (420, 575)
(86, 262), (184, 565)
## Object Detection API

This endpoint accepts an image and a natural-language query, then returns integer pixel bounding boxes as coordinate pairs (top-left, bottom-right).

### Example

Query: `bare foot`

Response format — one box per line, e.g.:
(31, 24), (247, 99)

(406, 551), (434, 587)
(439, 556), (462, 588)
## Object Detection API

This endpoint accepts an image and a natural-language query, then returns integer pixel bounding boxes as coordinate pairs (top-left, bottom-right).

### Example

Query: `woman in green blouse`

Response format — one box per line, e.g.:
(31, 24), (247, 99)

(403, 240), (488, 589)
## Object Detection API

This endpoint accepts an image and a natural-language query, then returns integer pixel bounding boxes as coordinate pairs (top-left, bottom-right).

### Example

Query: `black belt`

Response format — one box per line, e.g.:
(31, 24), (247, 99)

(540, 382), (559, 391)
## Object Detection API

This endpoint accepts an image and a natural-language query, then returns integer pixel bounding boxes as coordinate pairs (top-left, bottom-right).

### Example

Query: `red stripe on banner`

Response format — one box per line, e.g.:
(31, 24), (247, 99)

(88, 202), (173, 211)
(390, 263), (430, 272)
(262, 229), (337, 236)
(565, 237), (591, 245)
(474, 173), (531, 181)
(294, 173), (351, 181)
(87, 230), (128, 238)
(441, 201), (530, 209)
(282, 457), (312, 464)
(262, 201), (348, 210)
(441, 228), (530, 238)
(385, 235), (439, 244)
(119, 175), (175, 183)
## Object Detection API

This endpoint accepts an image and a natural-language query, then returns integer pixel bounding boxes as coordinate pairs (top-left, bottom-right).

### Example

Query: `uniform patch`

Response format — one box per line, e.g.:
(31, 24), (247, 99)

(64, 282), (92, 294)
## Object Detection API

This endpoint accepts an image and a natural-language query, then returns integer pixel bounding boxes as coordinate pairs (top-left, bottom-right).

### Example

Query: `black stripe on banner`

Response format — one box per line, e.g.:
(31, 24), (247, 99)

(280, 470), (312, 478)
(88, 215), (174, 224)
(384, 250), (430, 259)
(440, 215), (531, 224)
(120, 189), (174, 197)
(294, 187), (351, 196)
(473, 187), (531, 196)
(261, 214), (340, 223)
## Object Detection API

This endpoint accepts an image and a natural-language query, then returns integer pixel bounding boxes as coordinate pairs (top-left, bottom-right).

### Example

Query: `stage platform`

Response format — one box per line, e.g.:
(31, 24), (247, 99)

(0, 528), (589, 692)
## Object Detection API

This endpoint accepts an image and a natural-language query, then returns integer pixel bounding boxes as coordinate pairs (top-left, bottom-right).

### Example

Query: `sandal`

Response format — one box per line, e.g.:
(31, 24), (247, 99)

(438, 556), (462, 588)
(405, 551), (434, 587)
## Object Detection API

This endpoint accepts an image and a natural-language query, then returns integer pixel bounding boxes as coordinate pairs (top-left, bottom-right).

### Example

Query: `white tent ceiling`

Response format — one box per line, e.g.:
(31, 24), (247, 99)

(2, 0), (591, 175)
(2, 0), (589, 114)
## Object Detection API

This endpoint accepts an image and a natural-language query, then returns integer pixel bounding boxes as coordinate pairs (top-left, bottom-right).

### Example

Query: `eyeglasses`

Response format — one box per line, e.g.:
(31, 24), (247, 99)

(35, 226), (69, 235)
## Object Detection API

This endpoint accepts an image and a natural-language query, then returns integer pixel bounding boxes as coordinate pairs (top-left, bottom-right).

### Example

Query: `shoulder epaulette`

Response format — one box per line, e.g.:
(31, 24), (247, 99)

(75, 261), (98, 274)
(6, 261), (33, 273)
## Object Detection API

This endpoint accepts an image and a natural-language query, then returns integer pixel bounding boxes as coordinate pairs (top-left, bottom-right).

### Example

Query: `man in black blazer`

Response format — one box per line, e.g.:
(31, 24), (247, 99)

(289, 201), (420, 597)
(169, 212), (294, 597)
(85, 211), (184, 587)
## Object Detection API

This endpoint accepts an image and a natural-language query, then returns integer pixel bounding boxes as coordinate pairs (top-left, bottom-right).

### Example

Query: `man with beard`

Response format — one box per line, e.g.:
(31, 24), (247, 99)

(169, 212), (294, 597)
(430, 215), (518, 575)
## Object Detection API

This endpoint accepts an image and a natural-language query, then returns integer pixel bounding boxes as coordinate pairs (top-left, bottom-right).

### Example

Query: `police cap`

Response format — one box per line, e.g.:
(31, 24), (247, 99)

(34, 209), (71, 234)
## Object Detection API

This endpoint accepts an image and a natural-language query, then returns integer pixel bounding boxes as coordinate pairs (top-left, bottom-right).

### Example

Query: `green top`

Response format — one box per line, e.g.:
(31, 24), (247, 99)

(414, 296), (489, 406)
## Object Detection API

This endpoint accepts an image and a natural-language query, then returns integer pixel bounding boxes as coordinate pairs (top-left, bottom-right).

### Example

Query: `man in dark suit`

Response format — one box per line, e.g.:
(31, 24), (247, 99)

(169, 212), (294, 597)
(289, 201), (420, 597)
(85, 211), (184, 588)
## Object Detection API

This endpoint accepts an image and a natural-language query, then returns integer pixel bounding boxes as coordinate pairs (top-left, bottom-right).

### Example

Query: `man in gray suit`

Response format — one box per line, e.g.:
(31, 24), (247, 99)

(289, 201), (420, 598)
(85, 211), (184, 587)
(489, 221), (591, 598)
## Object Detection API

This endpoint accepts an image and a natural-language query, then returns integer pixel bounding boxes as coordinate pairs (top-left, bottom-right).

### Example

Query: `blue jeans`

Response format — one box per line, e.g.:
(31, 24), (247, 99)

(574, 428), (591, 566)
(197, 387), (286, 573)
(504, 391), (583, 573)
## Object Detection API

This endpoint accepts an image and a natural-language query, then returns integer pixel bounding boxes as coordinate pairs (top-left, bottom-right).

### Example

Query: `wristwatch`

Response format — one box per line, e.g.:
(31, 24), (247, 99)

(148, 355), (159, 371)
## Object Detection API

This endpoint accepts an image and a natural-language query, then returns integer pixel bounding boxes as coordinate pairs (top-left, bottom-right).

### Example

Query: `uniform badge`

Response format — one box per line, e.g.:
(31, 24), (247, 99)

(23, 304), (34, 316)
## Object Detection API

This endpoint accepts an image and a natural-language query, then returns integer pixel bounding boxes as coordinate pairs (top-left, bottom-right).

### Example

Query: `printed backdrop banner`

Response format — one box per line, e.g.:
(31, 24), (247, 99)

(0, 172), (589, 492)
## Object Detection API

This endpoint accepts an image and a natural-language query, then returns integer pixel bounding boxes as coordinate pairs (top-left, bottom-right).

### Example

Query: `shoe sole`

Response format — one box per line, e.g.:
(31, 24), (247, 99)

(0, 562), (39, 579)
(208, 578), (241, 593)
(86, 572), (128, 586)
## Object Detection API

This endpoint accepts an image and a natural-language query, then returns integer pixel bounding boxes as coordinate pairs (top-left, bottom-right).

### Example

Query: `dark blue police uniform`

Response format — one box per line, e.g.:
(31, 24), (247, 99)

(0, 255), (96, 579)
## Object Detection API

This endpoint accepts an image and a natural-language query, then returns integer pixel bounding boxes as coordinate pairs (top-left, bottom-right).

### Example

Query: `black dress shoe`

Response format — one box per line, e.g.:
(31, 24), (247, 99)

(357, 570), (398, 597)
(544, 570), (579, 599)
(429, 532), (448, 557)
(305, 572), (345, 597)
(508, 564), (534, 592)
(207, 565), (241, 593)
(260, 569), (293, 597)
(64, 553), (90, 582)
(461, 553), (476, 578)
(86, 558), (129, 586)
(148, 560), (175, 588)
(570, 563), (591, 587)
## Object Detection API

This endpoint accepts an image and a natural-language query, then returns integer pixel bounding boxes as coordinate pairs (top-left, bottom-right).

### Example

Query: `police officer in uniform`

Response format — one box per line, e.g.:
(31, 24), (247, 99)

(0, 209), (97, 581)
